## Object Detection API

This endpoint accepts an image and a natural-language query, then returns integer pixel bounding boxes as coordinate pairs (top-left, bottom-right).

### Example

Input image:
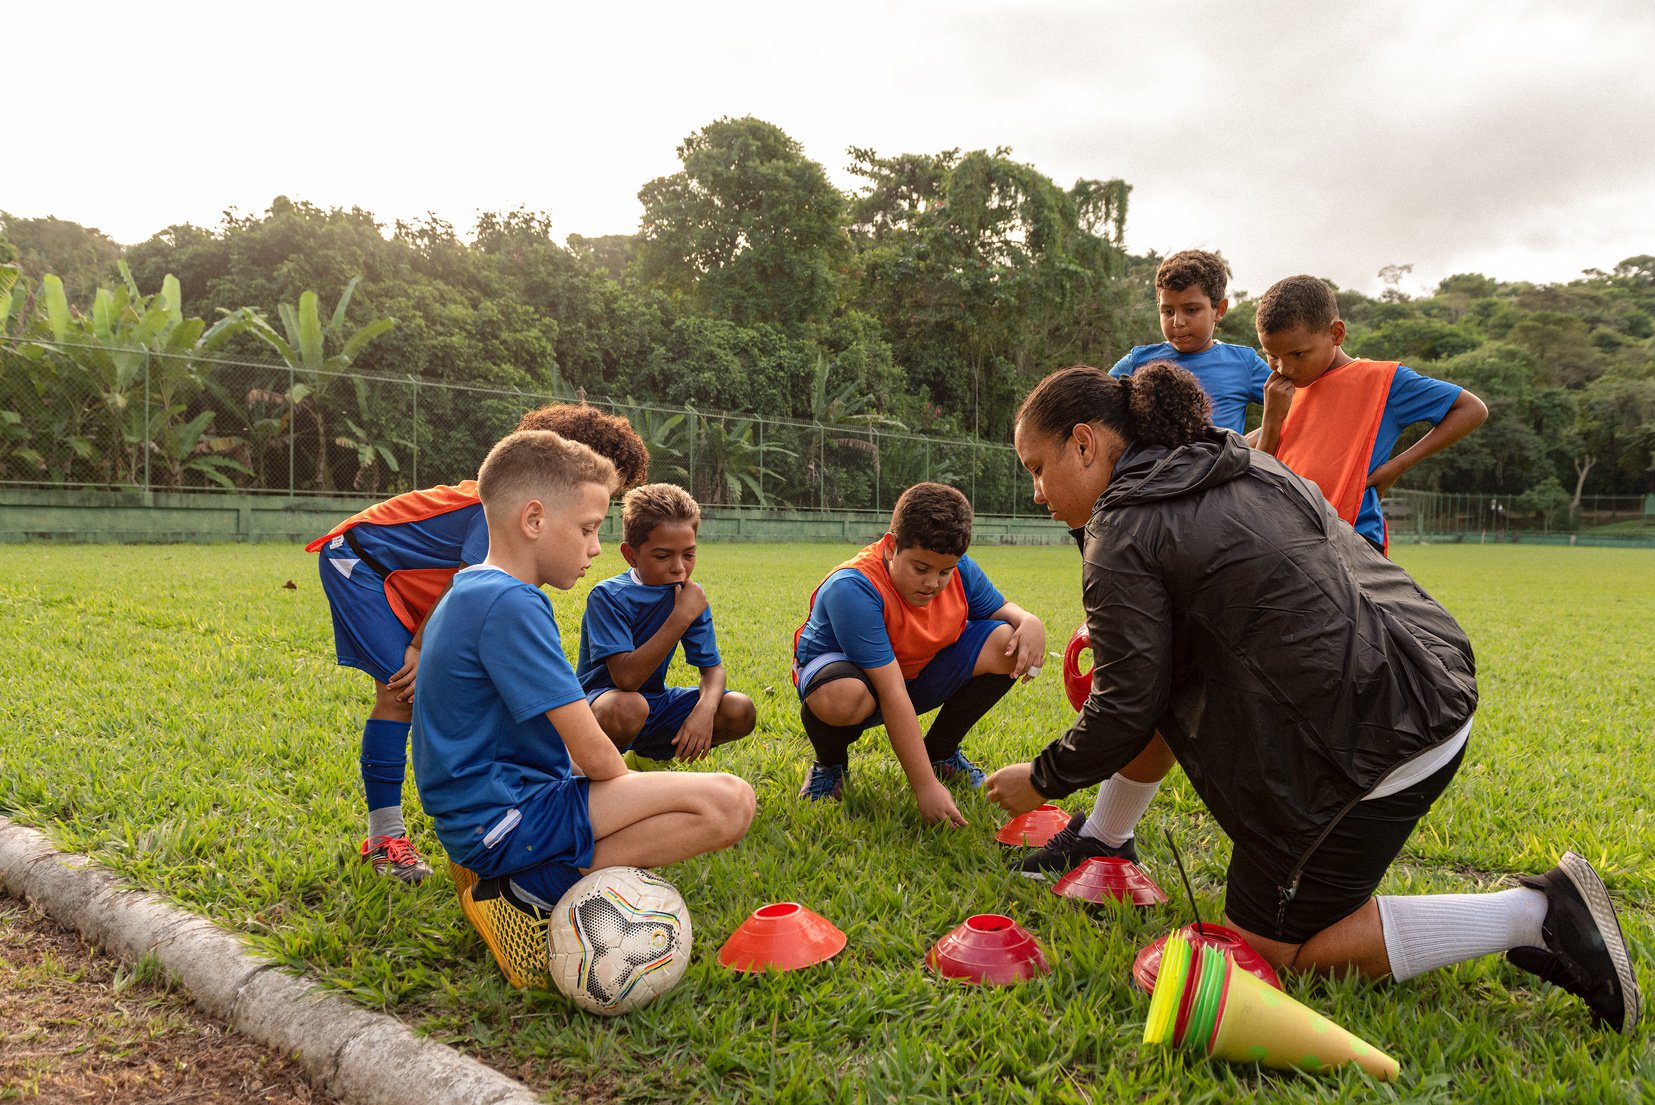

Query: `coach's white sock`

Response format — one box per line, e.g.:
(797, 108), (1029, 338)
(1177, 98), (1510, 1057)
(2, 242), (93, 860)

(1080, 774), (1161, 846)
(1377, 888), (1547, 981)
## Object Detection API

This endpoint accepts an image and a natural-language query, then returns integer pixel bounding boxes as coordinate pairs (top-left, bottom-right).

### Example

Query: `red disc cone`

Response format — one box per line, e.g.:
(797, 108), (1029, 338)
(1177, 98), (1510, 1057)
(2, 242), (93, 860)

(927, 914), (1051, 986)
(1050, 856), (1170, 906)
(995, 804), (1072, 846)
(1133, 924), (1282, 994)
(718, 902), (847, 973)
(1062, 622), (1092, 711)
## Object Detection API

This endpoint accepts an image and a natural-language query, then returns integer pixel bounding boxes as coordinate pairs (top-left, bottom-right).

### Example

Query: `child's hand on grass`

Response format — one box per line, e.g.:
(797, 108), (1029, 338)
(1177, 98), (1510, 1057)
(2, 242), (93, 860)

(916, 780), (968, 828)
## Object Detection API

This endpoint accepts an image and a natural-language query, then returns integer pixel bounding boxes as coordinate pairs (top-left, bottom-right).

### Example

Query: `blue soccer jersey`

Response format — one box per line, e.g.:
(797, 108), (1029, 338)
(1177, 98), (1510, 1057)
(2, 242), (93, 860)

(794, 554), (1005, 672)
(1354, 365), (1462, 546)
(576, 570), (721, 695)
(411, 567), (591, 869)
(1111, 341), (1270, 434)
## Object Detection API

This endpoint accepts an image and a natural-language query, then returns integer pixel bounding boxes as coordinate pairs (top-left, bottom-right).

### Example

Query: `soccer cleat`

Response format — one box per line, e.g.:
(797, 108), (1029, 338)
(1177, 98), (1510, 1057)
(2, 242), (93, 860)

(460, 877), (552, 989)
(930, 750), (986, 789)
(360, 834), (434, 885)
(1505, 851), (1641, 1033)
(623, 749), (672, 772)
(449, 859), (478, 898)
(1014, 812), (1138, 878)
(798, 762), (848, 802)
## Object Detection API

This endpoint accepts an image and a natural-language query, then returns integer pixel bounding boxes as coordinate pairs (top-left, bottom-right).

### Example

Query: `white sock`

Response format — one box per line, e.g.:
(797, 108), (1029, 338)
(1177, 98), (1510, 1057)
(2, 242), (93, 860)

(1081, 774), (1162, 846)
(1377, 888), (1548, 981)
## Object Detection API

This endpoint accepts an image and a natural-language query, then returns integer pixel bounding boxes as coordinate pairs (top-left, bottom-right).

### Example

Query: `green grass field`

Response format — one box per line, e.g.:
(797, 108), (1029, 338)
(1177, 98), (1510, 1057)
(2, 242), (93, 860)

(3, 543), (1651, 1103)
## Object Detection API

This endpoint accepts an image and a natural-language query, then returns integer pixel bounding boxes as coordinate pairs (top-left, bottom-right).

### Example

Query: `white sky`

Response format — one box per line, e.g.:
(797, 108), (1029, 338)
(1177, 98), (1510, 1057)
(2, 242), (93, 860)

(8, 1), (1653, 298)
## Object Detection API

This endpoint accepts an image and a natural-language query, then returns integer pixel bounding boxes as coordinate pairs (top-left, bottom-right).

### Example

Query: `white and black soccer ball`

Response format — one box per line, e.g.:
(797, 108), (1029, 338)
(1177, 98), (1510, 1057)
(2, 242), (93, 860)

(548, 866), (691, 1015)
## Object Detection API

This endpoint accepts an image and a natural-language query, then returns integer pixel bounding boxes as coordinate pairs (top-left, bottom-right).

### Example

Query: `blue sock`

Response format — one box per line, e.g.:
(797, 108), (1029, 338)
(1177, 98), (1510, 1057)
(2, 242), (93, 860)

(360, 718), (410, 817)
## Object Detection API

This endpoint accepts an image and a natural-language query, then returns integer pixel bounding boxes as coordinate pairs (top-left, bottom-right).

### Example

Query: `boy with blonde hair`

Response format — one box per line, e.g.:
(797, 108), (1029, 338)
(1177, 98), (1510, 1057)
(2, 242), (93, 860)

(578, 483), (756, 769)
(411, 431), (754, 988)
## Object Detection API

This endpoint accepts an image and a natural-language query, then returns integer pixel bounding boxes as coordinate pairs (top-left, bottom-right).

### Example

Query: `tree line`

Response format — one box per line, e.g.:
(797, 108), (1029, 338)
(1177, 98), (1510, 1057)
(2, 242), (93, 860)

(2, 114), (1651, 510)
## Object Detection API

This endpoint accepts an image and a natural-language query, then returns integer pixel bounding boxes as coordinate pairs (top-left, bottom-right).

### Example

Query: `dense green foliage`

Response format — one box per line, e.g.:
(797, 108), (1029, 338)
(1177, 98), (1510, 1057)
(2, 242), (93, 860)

(2, 543), (1651, 1102)
(3, 118), (1653, 504)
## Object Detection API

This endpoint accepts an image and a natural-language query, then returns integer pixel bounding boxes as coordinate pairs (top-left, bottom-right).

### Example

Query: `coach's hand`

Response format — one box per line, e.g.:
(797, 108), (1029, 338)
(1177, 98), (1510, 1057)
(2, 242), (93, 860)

(985, 762), (1043, 817)
(916, 780), (968, 828)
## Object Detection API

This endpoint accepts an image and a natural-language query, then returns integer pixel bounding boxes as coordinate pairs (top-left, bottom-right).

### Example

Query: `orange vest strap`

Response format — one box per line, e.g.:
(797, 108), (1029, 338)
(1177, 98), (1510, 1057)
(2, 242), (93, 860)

(1276, 360), (1398, 526)
(794, 534), (969, 683)
(306, 482), (480, 552)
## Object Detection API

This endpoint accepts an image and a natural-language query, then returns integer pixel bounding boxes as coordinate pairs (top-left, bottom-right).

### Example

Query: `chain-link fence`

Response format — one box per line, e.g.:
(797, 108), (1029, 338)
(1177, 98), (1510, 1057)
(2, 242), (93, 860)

(1380, 488), (1653, 541)
(0, 339), (1033, 515)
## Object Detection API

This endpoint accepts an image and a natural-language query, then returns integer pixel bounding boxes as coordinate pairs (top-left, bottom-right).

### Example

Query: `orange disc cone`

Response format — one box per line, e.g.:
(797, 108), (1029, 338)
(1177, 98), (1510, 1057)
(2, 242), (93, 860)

(995, 805), (1072, 846)
(718, 902), (847, 972)
(1206, 958), (1399, 1081)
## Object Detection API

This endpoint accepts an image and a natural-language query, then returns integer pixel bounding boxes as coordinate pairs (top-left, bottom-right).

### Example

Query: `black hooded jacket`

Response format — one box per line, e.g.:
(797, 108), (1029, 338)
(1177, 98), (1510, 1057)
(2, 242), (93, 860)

(1029, 430), (1477, 881)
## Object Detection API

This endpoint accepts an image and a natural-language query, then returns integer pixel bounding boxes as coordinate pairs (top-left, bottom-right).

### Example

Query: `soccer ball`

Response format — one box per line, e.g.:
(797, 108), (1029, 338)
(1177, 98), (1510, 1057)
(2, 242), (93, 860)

(548, 866), (692, 1015)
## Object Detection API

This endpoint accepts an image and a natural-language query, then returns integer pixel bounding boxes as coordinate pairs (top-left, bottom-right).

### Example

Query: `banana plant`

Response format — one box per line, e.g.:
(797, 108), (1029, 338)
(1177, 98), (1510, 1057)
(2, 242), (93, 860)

(240, 278), (395, 491)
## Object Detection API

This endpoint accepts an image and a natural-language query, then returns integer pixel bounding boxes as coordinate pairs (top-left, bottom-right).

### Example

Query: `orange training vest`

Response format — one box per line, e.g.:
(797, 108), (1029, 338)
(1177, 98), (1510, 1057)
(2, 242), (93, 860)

(793, 534), (970, 682)
(307, 482), (481, 632)
(1276, 359), (1398, 538)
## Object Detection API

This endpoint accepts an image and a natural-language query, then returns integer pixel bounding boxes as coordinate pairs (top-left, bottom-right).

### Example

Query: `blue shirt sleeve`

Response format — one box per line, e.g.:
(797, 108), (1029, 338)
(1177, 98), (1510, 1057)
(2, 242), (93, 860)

(681, 607), (721, 669)
(817, 571), (895, 670)
(482, 587), (586, 723)
(1109, 352), (1134, 377)
(1383, 364), (1462, 431)
(458, 508), (491, 566)
(957, 556), (1006, 619)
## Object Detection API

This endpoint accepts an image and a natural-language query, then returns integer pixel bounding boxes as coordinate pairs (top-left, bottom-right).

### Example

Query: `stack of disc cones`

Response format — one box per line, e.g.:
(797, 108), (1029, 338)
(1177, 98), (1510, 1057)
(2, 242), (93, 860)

(1134, 923), (1282, 992)
(1142, 933), (1398, 1081)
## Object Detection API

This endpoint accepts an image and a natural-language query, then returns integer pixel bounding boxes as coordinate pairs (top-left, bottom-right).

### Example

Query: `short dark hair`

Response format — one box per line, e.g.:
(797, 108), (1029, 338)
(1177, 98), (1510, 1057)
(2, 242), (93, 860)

(622, 483), (701, 547)
(890, 483), (973, 557)
(514, 404), (650, 493)
(1016, 362), (1211, 451)
(1155, 250), (1229, 306)
(1255, 275), (1339, 335)
(476, 430), (618, 516)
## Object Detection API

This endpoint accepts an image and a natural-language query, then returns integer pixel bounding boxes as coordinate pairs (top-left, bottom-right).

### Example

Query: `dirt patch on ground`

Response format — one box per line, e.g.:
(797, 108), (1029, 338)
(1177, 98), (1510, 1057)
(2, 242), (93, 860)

(1, 895), (336, 1104)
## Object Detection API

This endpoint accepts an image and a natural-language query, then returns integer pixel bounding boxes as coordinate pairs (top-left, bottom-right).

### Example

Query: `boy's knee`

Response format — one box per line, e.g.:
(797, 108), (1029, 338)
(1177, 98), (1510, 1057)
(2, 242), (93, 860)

(710, 773), (756, 839)
(976, 622), (1017, 675)
(596, 691), (650, 742)
(720, 693), (757, 738)
(370, 681), (413, 722)
(806, 679), (875, 726)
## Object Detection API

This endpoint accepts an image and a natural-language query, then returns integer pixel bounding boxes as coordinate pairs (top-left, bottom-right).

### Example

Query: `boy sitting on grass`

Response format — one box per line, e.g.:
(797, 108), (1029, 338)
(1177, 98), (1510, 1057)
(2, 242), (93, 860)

(792, 483), (1045, 827)
(577, 483), (756, 770)
(310, 405), (648, 884)
(1251, 274), (1488, 555)
(411, 431), (755, 988)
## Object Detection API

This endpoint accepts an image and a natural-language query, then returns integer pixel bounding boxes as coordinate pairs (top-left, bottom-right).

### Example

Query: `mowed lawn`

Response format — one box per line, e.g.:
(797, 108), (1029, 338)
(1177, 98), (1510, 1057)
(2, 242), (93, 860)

(2, 542), (1651, 1104)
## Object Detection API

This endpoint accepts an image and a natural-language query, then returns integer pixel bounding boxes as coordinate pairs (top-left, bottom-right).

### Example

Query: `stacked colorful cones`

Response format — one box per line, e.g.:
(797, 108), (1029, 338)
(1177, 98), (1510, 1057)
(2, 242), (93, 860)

(927, 914), (1051, 985)
(718, 903), (846, 972)
(995, 804), (1073, 846)
(1134, 923), (1282, 992)
(1143, 934), (1399, 1080)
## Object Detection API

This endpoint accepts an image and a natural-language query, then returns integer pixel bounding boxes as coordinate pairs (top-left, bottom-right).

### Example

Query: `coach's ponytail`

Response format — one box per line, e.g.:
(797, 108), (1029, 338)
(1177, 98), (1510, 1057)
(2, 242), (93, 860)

(1016, 362), (1210, 448)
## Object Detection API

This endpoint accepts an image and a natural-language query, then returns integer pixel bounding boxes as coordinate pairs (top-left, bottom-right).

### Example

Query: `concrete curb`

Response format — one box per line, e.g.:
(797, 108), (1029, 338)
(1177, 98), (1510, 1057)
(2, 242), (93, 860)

(0, 816), (542, 1105)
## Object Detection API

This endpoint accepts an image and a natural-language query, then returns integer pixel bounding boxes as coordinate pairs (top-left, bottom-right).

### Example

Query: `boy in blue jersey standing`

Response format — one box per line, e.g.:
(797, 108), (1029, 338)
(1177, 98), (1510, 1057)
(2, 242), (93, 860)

(1111, 250), (1270, 434)
(578, 483), (756, 769)
(411, 431), (754, 988)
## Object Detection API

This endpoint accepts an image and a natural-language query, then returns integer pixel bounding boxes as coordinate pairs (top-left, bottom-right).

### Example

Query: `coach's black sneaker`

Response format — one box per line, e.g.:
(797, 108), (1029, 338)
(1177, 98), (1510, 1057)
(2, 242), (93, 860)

(1015, 812), (1137, 878)
(1506, 851), (1641, 1033)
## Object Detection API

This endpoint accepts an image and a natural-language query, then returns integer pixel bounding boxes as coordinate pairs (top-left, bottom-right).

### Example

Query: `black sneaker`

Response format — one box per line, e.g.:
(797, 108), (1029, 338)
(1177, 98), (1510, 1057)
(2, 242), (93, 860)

(1014, 812), (1138, 878)
(1505, 851), (1641, 1033)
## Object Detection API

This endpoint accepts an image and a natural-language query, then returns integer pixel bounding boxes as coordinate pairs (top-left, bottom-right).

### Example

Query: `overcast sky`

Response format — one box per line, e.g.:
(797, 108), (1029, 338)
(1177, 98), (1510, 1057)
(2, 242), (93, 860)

(9, 1), (1653, 298)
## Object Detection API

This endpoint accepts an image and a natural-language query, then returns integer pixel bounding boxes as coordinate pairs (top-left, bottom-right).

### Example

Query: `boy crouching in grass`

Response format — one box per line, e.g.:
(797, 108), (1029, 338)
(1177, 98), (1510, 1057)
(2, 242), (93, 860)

(577, 483), (756, 770)
(792, 483), (1046, 828)
(411, 431), (755, 988)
